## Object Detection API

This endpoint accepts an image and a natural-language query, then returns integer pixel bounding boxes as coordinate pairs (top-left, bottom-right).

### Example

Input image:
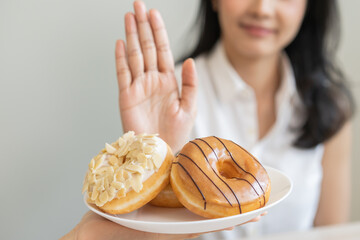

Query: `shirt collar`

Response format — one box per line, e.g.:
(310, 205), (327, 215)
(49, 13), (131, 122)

(206, 41), (297, 103)
(206, 41), (248, 102)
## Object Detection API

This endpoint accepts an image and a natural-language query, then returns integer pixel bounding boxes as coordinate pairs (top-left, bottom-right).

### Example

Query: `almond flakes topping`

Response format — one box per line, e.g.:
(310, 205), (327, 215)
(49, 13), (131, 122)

(83, 131), (165, 207)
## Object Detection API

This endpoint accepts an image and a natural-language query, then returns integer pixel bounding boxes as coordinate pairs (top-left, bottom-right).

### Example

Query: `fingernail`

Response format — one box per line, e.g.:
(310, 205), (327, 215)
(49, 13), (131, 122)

(134, 0), (146, 12)
(125, 13), (136, 32)
(153, 9), (162, 22)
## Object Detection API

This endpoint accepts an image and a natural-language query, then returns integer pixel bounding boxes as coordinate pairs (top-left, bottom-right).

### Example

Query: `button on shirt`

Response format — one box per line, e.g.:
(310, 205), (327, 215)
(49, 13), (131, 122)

(175, 42), (324, 239)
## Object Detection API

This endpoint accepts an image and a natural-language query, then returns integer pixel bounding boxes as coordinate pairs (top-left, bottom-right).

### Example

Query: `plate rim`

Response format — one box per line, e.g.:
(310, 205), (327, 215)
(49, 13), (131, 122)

(84, 166), (293, 225)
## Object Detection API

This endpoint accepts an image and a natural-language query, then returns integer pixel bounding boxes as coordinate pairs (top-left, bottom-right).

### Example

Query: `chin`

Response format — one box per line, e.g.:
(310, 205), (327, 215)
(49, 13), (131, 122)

(227, 30), (276, 56)
(236, 44), (278, 59)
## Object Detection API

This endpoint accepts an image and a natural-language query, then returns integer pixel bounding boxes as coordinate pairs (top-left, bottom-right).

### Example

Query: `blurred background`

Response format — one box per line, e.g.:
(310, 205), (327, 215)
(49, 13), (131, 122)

(0, 0), (359, 239)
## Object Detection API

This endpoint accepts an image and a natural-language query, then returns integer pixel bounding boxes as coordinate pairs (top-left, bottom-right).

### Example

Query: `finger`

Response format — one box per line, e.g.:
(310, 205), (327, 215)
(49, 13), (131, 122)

(125, 12), (144, 79)
(249, 216), (261, 222)
(133, 1), (157, 71)
(206, 226), (234, 234)
(224, 226), (234, 231)
(185, 234), (202, 239)
(155, 233), (200, 240)
(149, 9), (174, 72)
(115, 40), (132, 93)
(237, 213), (266, 226)
(260, 211), (268, 217)
(180, 58), (197, 114)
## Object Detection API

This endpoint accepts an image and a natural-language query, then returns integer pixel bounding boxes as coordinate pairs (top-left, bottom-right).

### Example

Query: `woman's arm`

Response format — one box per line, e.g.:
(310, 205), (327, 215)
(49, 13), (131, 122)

(314, 122), (352, 226)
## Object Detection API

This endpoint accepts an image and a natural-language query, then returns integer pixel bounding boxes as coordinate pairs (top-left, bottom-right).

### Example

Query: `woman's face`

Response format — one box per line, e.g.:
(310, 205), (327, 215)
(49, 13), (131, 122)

(215, 0), (307, 59)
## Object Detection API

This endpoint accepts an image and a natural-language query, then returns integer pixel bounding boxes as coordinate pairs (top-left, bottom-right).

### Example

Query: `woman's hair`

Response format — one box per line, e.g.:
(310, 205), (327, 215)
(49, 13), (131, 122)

(181, 0), (355, 148)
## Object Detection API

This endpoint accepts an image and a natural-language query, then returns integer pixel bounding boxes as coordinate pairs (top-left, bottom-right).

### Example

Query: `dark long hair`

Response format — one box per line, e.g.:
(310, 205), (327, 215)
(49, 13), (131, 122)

(181, 0), (355, 148)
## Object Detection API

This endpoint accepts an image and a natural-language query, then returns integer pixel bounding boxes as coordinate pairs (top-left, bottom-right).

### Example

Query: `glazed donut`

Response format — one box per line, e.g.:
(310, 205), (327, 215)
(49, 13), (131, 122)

(170, 136), (271, 218)
(149, 183), (183, 208)
(82, 131), (173, 214)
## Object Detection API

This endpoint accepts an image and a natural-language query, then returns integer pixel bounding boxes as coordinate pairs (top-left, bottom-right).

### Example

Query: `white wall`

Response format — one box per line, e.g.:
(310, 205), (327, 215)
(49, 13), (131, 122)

(0, 1), (358, 239)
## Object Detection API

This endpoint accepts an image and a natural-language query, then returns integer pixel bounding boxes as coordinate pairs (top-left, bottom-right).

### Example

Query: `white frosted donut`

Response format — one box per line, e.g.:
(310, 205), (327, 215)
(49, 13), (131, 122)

(82, 131), (174, 214)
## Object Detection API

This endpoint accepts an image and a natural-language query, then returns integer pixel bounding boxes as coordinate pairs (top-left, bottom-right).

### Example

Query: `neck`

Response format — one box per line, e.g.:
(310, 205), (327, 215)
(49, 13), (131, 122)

(223, 43), (282, 98)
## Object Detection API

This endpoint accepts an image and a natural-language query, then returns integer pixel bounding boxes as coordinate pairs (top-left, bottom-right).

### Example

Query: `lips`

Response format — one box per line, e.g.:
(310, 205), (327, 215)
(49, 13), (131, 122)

(239, 23), (276, 37)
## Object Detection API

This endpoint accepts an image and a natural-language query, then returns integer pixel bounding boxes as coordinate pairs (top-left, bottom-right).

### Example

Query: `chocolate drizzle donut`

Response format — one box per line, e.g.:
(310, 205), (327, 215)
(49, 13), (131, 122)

(170, 136), (271, 218)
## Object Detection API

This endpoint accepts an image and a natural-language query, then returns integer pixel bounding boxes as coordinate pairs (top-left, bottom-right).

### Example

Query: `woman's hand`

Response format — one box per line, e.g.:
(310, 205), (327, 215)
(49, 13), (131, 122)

(116, 1), (197, 152)
(60, 211), (200, 240)
(61, 211), (268, 240)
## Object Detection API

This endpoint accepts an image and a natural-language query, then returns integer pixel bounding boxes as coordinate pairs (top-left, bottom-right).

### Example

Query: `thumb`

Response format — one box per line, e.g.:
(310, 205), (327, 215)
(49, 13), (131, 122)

(180, 58), (197, 114)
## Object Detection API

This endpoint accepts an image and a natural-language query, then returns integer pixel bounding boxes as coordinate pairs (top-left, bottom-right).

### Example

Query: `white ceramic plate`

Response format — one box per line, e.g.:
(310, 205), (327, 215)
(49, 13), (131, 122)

(84, 166), (292, 234)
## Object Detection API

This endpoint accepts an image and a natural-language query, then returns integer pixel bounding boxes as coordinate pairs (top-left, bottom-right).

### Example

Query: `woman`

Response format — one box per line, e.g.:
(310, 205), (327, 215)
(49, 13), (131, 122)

(116, 0), (354, 238)
(62, 0), (354, 239)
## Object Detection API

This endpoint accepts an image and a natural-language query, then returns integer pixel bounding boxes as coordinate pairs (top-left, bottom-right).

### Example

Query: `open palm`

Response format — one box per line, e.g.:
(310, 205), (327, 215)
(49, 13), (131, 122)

(116, 1), (197, 152)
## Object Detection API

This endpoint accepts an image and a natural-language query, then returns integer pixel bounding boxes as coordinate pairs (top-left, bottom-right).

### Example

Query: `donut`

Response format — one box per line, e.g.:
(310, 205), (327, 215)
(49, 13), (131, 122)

(149, 183), (183, 208)
(170, 136), (271, 218)
(82, 131), (174, 214)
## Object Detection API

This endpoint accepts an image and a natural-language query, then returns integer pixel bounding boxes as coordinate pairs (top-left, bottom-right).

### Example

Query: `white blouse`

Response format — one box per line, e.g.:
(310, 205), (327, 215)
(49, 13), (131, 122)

(175, 42), (324, 239)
